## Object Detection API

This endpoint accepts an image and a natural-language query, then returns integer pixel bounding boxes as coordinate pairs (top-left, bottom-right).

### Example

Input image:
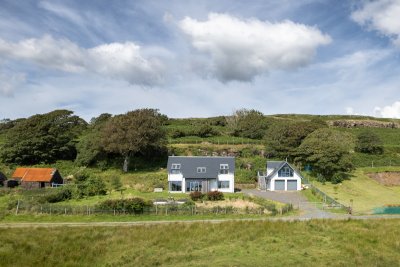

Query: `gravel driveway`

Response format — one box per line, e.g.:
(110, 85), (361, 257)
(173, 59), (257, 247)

(242, 189), (342, 219)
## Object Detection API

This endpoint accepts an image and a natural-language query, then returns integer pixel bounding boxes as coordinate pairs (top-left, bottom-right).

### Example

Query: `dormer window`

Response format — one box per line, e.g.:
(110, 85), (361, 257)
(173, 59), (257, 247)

(171, 164), (181, 169)
(219, 164), (229, 174)
(171, 164), (181, 174)
(197, 167), (206, 173)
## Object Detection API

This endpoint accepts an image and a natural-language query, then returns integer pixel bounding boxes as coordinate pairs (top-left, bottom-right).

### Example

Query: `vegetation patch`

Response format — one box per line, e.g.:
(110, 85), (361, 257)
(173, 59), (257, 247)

(1, 220), (400, 266)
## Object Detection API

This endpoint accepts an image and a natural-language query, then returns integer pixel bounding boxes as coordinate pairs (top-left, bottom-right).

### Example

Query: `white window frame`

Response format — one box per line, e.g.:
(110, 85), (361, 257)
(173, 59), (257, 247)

(197, 167), (206, 173)
(171, 164), (181, 169)
(219, 164), (229, 174)
(218, 181), (230, 189)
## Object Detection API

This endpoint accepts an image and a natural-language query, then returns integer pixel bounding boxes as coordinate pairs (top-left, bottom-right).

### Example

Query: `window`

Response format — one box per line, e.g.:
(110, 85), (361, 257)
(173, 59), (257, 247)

(197, 167), (206, 173)
(169, 181), (182, 191)
(186, 181), (202, 192)
(171, 164), (181, 169)
(171, 163), (181, 174)
(218, 181), (230, 189)
(278, 166), (294, 177)
(219, 164), (229, 174)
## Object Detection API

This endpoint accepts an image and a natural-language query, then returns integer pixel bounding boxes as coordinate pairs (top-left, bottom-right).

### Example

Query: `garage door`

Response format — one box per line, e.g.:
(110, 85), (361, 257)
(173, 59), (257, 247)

(287, 180), (298, 191)
(274, 180), (285, 191)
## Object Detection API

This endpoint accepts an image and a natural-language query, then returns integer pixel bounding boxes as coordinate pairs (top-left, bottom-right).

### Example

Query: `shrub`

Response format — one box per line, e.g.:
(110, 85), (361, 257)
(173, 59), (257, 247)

(189, 191), (204, 201)
(206, 191), (224, 201)
(42, 186), (73, 203)
(97, 198), (153, 214)
(85, 177), (107, 196)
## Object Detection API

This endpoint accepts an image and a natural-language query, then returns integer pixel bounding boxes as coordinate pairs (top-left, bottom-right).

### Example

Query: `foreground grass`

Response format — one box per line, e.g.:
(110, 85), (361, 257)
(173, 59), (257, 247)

(1, 219), (400, 266)
(0, 213), (272, 223)
(311, 168), (400, 214)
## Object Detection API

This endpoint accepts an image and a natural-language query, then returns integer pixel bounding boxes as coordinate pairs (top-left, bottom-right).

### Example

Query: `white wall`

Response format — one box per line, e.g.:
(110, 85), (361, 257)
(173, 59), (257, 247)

(269, 171), (302, 191)
(168, 173), (184, 193)
(217, 173), (234, 193)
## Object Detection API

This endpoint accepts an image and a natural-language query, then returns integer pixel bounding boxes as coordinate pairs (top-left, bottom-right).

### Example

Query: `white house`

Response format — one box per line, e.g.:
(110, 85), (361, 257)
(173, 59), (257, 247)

(258, 161), (303, 191)
(167, 156), (235, 193)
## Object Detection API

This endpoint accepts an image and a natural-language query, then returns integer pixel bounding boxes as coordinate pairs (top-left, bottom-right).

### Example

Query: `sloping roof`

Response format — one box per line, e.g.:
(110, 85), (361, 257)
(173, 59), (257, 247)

(167, 156), (235, 179)
(266, 161), (303, 180)
(12, 168), (58, 182)
(267, 161), (286, 170)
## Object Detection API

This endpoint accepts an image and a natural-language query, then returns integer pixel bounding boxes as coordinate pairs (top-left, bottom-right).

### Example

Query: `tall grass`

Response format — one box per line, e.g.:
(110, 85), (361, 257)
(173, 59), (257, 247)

(0, 219), (399, 266)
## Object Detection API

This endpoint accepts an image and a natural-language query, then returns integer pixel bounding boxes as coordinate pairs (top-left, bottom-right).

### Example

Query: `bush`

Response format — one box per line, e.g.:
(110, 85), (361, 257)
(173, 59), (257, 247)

(73, 174), (107, 198)
(97, 198), (153, 214)
(189, 191), (204, 201)
(331, 172), (346, 184)
(85, 177), (107, 196)
(206, 191), (224, 201)
(42, 186), (73, 203)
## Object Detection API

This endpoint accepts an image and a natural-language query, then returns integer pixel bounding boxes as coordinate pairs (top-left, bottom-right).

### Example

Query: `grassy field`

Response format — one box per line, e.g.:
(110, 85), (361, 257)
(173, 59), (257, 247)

(0, 213), (273, 223)
(1, 219), (400, 266)
(310, 168), (400, 214)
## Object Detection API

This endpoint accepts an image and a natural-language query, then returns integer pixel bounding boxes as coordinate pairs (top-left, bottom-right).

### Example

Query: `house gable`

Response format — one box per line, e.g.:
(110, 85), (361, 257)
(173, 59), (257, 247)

(266, 161), (303, 180)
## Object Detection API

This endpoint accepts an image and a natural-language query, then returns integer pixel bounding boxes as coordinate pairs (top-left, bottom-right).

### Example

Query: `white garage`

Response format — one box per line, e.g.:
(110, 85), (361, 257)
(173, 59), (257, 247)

(258, 161), (303, 191)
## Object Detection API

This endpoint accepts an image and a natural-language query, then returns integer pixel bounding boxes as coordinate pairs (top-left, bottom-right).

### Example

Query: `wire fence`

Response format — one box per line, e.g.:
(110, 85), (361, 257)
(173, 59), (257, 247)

(302, 177), (349, 211)
(12, 201), (292, 216)
(168, 139), (263, 145)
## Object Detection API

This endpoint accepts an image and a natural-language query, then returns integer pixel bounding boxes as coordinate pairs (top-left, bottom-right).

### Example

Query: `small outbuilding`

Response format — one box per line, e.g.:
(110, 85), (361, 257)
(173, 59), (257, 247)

(258, 161), (303, 191)
(11, 168), (63, 189)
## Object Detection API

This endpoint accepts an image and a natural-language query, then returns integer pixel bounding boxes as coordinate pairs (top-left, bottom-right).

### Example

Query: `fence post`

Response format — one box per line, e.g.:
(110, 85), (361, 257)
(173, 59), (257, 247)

(15, 199), (20, 215)
(65, 208), (67, 215)
(114, 209), (116, 216)
(155, 205), (158, 215)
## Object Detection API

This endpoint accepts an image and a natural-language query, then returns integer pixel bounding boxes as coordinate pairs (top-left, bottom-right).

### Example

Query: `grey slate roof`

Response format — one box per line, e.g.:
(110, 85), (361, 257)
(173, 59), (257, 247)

(267, 161), (285, 170)
(167, 156), (235, 179)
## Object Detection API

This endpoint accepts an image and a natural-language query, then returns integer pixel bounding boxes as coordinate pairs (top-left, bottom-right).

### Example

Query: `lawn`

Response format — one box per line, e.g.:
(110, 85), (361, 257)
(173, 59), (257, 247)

(310, 168), (400, 214)
(0, 219), (399, 266)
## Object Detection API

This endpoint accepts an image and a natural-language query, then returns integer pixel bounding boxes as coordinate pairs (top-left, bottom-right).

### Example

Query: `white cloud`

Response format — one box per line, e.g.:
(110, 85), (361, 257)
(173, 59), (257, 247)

(374, 101), (400, 118)
(179, 13), (331, 82)
(0, 35), (166, 86)
(352, 0), (400, 46)
(0, 70), (25, 96)
(38, 1), (84, 25)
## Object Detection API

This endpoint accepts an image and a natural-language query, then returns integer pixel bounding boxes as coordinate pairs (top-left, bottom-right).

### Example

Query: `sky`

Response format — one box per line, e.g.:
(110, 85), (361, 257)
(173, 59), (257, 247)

(0, 0), (400, 121)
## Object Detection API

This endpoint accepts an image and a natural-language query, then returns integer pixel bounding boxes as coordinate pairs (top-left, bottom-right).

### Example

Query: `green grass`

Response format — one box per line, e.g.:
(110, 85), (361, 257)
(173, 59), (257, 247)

(1, 219), (400, 266)
(0, 213), (269, 223)
(310, 168), (400, 214)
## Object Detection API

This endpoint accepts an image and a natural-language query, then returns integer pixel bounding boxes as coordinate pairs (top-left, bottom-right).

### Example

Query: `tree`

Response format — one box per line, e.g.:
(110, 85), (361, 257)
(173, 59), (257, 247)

(265, 120), (326, 160)
(226, 109), (267, 139)
(0, 110), (87, 165)
(100, 109), (167, 172)
(75, 113), (112, 167)
(295, 128), (354, 181)
(355, 130), (384, 154)
(111, 176), (123, 192)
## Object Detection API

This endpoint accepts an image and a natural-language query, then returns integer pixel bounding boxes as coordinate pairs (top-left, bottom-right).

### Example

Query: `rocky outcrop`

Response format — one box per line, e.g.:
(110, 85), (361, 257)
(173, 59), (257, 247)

(328, 120), (399, 129)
